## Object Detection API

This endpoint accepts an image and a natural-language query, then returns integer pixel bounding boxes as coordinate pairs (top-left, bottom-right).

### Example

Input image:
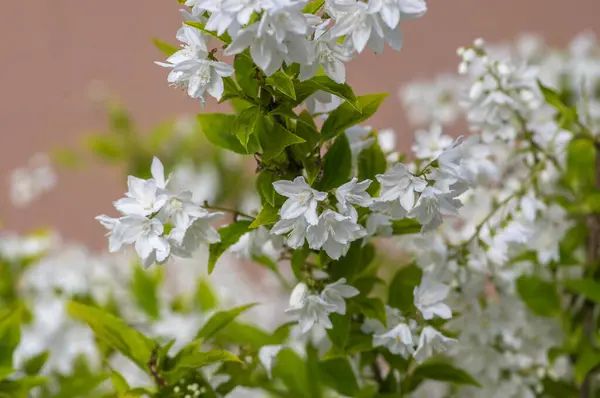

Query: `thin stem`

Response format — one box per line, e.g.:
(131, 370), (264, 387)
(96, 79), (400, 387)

(202, 201), (255, 220)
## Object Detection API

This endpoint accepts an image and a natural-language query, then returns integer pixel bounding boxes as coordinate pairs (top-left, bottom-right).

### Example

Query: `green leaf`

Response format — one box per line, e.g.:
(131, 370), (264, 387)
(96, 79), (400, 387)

(197, 113), (248, 155)
(169, 350), (241, 373)
(234, 55), (259, 99)
(208, 220), (252, 273)
(291, 246), (310, 281)
(538, 80), (578, 126)
(326, 312), (351, 351)
(316, 133), (352, 191)
(358, 141), (387, 195)
(295, 110), (321, 150)
(217, 321), (283, 349)
(249, 204), (279, 229)
(345, 331), (373, 355)
(302, 0), (325, 14)
(328, 241), (375, 282)
(86, 135), (124, 162)
(515, 275), (561, 317)
(0, 306), (21, 370)
(272, 349), (309, 396)
(321, 93), (388, 140)
(67, 301), (155, 371)
(541, 378), (578, 398)
(258, 118), (305, 161)
(562, 279), (600, 304)
(295, 76), (358, 110)
(23, 351), (48, 375)
(408, 360), (481, 390)
(0, 369), (13, 382)
(391, 219), (422, 235)
(235, 106), (262, 152)
(196, 303), (258, 341)
(184, 21), (232, 44)
(196, 277), (218, 312)
(354, 297), (386, 325)
(388, 263), (423, 312)
(110, 369), (130, 394)
(267, 71), (296, 100)
(565, 138), (596, 194)
(319, 358), (359, 396)
(151, 37), (178, 56)
(574, 345), (600, 384)
(0, 376), (48, 398)
(130, 266), (160, 319)
(256, 171), (278, 207)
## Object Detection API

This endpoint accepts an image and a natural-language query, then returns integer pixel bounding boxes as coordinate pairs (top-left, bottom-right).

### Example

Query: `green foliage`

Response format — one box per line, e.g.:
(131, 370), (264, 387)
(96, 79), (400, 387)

(315, 133), (352, 191)
(249, 204), (279, 228)
(208, 220), (253, 273)
(391, 219), (422, 235)
(196, 277), (219, 312)
(131, 265), (161, 319)
(358, 140), (387, 195)
(565, 138), (597, 195)
(0, 306), (21, 370)
(67, 301), (155, 371)
(407, 360), (481, 391)
(198, 113), (249, 155)
(196, 303), (257, 341)
(321, 93), (388, 140)
(515, 275), (561, 317)
(388, 263), (423, 313)
(151, 38), (178, 56)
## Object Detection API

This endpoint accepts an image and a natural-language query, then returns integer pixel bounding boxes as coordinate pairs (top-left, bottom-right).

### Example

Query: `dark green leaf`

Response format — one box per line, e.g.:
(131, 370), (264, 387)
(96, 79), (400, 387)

(256, 171), (278, 207)
(562, 279), (600, 304)
(409, 360), (481, 390)
(391, 219), (422, 235)
(0, 307), (21, 370)
(235, 106), (262, 152)
(23, 351), (48, 375)
(388, 263), (422, 312)
(291, 247), (310, 281)
(258, 118), (305, 161)
(196, 303), (257, 341)
(516, 275), (561, 317)
(354, 297), (386, 325)
(208, 220), (252, 273)
(67, 302), (155, 371)
(295, 76), (358, 110)
(234, 55), (259, 99)
(319, 358), (359, 396)
(168, 350), (241, 374)
(316, 133), (352, 190)
(358, 141), (386, 195)
(321, 93), (388, 140)
(326, 312), (351, 351)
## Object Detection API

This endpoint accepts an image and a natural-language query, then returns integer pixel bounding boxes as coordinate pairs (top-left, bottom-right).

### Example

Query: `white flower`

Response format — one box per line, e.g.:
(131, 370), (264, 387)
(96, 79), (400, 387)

(270, 216), (310, 249)
(365, 212), (393, 239)
(113, 176), (168, 217)
(158, 190), (210, 229)
(412, 123), (454, 160)
(150, 156), (171, 190)
(299, 21), (353, 83)
(115, 216), (170, 267)
(258, 345), (284, 378)
(9, 153), (57, 208)
(229, 226), (284, 260)
(408, 186), (462, 232)
(156, 25), (233, 103)
(169, 211), (222, 255)
(413, 326), (457, 363)
(375, 163), (427, 211)
(286, 283), (337, 334)
(335, 178), (373, 221)
(368, 0), (426, 29)
(95, 215), (123, 252)
(434, 136), (467, 183)
(320, 278), (360, 315)
(373, 322), (415, 358)
(273, 177), (327, 225)
(413, 277), (452, 320)
(329, 2), (381, 53)
(307, 210), (367, 260)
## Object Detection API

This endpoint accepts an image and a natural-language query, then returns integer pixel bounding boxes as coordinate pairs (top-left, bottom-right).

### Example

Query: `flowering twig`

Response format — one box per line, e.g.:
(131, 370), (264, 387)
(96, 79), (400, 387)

(202, 201), (255, 220)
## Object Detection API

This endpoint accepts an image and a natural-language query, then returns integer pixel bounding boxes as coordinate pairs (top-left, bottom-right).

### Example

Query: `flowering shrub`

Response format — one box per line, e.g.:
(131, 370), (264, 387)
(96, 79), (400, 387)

(2, 0), (600, 395)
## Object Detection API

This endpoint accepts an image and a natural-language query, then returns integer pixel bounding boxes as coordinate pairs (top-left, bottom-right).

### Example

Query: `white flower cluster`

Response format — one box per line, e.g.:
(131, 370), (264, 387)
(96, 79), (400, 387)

(392, 33), (600, 397)
(9, 153), (57, 208)
(158, 0), (427, 104)
(96, 157), (222, 268)
(362, 277), (456, 364)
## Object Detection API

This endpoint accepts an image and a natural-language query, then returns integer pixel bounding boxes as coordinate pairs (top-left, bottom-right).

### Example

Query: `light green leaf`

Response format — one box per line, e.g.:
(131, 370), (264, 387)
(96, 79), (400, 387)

(388, 263), (422, 312)
(258, 119), (305, 161)
(516, 275), (561, 317)
(196, 277), (218, 312)
(234, 55), (259, 99)
(110, 369), (130, 394)
(319, 358), (360, 396)
(565, 138), (596, 195)
(315, 133), (352, 191)
(67, 301), (155, 371)
(86, 135), (124, 162)
(131, 265), (160, 319)
(0, 369), (13, 382)
(267, 71), (296, 99)
(197, 113), (249, 155)
(169, 350), (241, 373)
(208, 220), (252, 273)
(321, 93), (388, 140)
(234, 106), (262, 152)
(302, 0), (325, 14)
(249, 204), (279, 228)
(151, 37), (178, 56)
(196, 303), (258, 341)
(256, 171), (278, 207)
(0, 306), (21, 370)
(295, 76), (358, 110)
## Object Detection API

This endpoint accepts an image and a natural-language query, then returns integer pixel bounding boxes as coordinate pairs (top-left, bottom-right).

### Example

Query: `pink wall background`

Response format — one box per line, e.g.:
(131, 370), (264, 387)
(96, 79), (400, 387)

(1, 0), (598, 249)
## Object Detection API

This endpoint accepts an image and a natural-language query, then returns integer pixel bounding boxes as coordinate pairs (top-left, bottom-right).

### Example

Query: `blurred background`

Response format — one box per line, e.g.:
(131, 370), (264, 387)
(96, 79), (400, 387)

(1, 0), (598, 249)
